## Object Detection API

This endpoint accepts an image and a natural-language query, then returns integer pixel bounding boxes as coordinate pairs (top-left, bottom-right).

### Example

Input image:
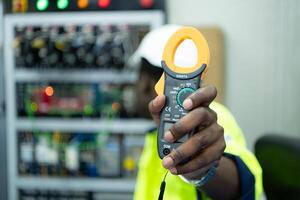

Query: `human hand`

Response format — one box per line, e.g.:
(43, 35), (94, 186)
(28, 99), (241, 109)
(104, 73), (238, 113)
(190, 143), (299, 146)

(148, 85), (225, 180)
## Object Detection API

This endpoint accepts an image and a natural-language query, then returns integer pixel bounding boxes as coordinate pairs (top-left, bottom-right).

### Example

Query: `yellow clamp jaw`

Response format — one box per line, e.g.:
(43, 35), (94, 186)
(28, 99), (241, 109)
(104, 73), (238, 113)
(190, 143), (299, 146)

(154, 27), (210, 96)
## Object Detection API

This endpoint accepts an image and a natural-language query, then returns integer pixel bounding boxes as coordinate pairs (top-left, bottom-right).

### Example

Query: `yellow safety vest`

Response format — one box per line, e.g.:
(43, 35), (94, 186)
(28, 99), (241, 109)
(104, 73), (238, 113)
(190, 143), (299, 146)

(134, 102), (263, 200)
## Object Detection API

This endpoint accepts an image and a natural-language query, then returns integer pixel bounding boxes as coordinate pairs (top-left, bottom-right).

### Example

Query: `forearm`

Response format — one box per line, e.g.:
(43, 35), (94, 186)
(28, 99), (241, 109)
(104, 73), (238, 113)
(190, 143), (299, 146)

(200, 156), (240, 200)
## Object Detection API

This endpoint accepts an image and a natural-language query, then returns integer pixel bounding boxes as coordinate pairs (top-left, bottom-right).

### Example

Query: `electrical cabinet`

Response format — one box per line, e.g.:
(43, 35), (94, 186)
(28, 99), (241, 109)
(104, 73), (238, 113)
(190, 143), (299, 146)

(4, 7), (164, 200)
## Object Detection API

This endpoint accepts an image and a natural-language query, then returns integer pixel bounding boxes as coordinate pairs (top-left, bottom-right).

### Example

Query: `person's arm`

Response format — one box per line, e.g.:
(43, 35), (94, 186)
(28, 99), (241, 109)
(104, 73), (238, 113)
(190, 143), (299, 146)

(202, 156), (240, 199)
(148, 85), (240, 200)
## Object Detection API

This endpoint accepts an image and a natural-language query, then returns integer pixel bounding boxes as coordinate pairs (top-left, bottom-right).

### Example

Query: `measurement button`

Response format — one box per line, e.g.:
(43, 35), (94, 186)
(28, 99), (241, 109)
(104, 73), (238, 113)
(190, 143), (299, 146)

(172, 118), (179, 122)
(164, 113), (171, 118)
(174, 114), (180, 119)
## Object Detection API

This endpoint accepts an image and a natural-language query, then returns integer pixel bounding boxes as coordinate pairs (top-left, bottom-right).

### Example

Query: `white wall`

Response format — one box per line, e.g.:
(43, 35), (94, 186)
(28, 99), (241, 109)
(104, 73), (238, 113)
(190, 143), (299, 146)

(167, 0), (300, 150)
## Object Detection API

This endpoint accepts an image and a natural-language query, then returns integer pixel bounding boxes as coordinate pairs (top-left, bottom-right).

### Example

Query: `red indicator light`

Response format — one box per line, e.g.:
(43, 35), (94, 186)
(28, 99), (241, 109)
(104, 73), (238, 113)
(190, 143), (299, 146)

(45, 86), (54, 97)
(98, 0), (110, 8)
(140, 0), (153, 8)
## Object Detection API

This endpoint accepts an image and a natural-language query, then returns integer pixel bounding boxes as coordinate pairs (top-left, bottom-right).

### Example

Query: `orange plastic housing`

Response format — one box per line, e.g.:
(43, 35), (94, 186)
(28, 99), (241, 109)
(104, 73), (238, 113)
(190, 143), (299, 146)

(155, 27), (210, 95)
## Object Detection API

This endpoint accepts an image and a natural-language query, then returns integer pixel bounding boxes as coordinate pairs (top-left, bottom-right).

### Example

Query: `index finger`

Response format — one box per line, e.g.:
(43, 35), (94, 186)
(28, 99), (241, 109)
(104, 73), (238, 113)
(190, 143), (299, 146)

(165, 107), (217, 142)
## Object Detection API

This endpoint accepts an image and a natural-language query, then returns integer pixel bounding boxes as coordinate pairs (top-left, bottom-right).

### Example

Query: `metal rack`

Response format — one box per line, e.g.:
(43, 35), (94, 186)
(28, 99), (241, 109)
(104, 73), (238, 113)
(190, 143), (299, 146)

(16, 177), (136, 192)
(16, 118), (154, 133)
(14, 69), (137, 83)
(4, 11), (164, 200)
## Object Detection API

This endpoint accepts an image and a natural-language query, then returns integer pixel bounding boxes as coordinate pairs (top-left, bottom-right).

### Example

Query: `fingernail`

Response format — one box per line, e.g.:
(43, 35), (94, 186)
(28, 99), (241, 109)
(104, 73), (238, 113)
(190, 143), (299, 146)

(162, 157), (174, 169)
(164, 131), (174, 142)
(170, 167), (178, 174)
(183, 98), (193, 110)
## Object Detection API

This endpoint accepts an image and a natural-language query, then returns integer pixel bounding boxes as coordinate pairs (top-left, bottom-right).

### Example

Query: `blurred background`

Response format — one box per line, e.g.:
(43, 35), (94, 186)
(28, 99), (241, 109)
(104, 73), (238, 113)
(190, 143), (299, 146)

(0, 0), (299, 199)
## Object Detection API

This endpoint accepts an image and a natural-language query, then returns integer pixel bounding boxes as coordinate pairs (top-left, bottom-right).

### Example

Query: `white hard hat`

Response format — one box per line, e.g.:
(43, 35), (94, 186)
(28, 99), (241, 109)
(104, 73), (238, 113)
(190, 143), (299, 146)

(129, 24), (198, 69)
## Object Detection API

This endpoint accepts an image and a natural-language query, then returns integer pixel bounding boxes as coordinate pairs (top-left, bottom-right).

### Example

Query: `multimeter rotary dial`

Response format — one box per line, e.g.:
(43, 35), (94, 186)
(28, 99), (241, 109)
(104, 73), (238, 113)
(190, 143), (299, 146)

(176, 87), (196, 107)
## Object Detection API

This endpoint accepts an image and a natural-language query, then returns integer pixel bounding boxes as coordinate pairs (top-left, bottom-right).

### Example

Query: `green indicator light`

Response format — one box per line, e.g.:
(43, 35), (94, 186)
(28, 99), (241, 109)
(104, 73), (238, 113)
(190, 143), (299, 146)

(36, 0), (49, 11)
(57, 0), (69, 9)
(84, 105), (94, 115)
(30, 102), (38, 112)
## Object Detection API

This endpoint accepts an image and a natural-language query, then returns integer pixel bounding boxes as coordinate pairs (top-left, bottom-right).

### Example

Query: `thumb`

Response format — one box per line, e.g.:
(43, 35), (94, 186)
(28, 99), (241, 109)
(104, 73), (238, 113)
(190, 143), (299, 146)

(148, 95), (165, 126)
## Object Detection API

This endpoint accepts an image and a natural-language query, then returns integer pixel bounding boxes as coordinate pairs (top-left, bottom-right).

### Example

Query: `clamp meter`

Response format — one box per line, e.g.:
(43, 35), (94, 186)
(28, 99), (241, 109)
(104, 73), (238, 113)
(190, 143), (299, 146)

(155, 27), (210, 159)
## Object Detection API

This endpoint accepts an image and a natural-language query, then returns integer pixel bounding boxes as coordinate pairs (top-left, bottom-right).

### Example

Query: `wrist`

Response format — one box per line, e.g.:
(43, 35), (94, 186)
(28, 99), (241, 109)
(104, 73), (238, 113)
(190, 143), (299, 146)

(179, 164), (218, 188)
(201, 156), (240, 200)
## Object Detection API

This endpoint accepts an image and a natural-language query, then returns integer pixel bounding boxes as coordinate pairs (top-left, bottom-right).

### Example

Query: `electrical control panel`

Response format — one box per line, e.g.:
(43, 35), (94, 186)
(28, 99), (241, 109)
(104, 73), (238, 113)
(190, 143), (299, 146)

(19, 189), (133, 200)
(4, 9), (164, 200)
(13, 24), (149, 69)
(19, 190), (93, 200)
(16, 82), (134, 118)
(18, 131), (144, 178)
(9, 0), (165, 13)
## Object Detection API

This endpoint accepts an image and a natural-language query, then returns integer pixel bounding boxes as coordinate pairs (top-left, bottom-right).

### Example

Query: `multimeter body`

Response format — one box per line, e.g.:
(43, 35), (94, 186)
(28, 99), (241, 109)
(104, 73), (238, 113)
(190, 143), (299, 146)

(154, 27), (210, 159)
(157, 61), (206, 159)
